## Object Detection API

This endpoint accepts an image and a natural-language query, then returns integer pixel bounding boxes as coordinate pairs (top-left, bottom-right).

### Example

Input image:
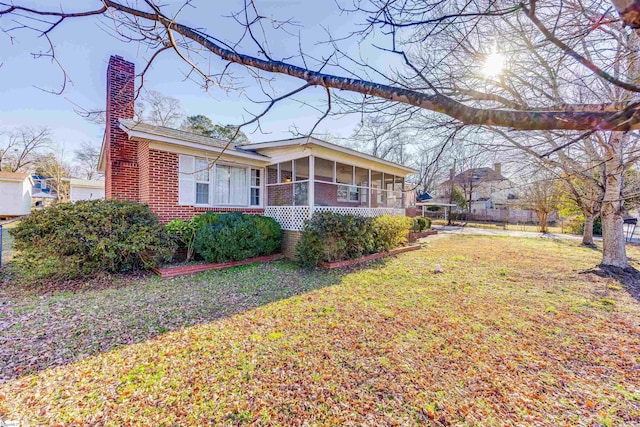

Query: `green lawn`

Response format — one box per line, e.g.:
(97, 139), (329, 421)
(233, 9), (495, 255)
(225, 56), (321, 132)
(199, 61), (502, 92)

(0, 221), (18, 266)
(1, 235), (639, 426)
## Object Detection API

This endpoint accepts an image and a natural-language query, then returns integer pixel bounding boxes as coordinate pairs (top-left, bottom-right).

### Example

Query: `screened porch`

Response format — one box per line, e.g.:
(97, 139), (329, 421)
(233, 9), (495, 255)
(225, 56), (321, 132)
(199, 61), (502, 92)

(264, 156), (409, 231)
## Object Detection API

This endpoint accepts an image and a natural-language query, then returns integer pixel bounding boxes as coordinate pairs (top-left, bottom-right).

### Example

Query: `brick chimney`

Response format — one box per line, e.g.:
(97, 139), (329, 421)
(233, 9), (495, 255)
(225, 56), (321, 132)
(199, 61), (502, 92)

(494, 162), (502, 176)
(105, 55), (139, 201)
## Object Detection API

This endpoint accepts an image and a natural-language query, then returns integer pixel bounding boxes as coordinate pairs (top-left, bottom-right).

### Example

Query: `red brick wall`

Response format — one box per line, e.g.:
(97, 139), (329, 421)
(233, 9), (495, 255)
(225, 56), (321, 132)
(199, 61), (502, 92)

(147, 149), (263, 223)
(314, 181), (369, 207)
(105, 55), (138, 201)
(105, 56), (263, 223)
(138, 140), (150, 204)
(281, 230), (302, 260)
(267, 183), (294, 206)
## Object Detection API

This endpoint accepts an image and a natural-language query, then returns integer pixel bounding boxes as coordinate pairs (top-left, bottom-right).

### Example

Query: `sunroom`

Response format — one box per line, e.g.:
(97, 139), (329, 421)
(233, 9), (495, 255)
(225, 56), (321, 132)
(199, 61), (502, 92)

(241, 137), (418, 231)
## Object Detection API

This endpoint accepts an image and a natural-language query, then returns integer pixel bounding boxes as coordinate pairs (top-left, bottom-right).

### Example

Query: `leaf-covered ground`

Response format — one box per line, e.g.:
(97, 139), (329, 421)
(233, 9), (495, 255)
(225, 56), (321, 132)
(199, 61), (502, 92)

(2, 235), (640, 426)
(0, 263), (343, 382)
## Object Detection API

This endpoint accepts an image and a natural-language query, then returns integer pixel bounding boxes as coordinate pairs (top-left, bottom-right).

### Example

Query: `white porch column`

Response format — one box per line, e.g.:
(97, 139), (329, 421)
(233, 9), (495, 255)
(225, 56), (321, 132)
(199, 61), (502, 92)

(368, 169), (371, 209)
(309, 155), (315, 218)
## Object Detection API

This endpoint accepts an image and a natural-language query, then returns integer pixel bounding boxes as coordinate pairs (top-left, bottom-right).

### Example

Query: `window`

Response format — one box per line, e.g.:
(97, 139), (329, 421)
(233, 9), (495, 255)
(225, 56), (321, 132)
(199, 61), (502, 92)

(295, 157), (309, 181)
(178, 155), (195, 205)
(371, 171), (384, 205)
(337, 185), (359, 202)
(178, 155), (261, 207)
(336, 163), (353, 184)
(195, 158), (210, 204)
(280, 161), (293, 183)
(251, 169), (261, 206)
(267, 164), (278, 184)
(215, 165), (248, 205)
(394, 175), (404, 191)
(314, 157), (333, 182)
(384, 173), (394, 192)
(355, 167), (369, 187)
(294, 182), (308, 205)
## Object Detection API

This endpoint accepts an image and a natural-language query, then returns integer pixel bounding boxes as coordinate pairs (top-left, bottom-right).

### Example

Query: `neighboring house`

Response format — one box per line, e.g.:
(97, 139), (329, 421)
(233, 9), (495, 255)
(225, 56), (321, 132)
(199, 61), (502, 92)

(64, 178), (105, 202)
(31, 175), (53, 195)
(99, 56), (418, 258)
(0, 172), (33, 218)
(437, 163), (515, 210)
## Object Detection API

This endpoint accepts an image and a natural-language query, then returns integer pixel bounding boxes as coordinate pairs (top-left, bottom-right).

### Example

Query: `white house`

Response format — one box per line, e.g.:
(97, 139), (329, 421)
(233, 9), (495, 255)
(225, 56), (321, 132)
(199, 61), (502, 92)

(65, 178), (105, 202)
(0, 172), (34, 217)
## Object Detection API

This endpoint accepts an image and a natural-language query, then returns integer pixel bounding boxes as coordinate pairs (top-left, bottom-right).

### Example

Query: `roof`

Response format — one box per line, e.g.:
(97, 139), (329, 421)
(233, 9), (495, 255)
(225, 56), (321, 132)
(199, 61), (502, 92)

(417, 192), (433, 201)
(241, 136), (419, 174)
(110, 121), (417, 175)
(441, 167), (507, 186)
(117, 119), (270, 163)
(119, 119), (230, 149)
(0, 172), (33, 183)
(63, 178), (105, 188)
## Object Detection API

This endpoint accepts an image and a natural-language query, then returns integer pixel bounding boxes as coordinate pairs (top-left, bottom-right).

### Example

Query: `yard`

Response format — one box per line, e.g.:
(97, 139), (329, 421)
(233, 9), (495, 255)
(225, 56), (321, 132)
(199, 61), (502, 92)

(1, 235), (639, 425)
(0, 221), (18, 266)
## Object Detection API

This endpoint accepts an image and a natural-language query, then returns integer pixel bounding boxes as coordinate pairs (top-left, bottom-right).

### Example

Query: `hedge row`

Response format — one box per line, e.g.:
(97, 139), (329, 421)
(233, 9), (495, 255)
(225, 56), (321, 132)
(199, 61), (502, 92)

(166, 212), (281, 264)
(10, 201), (282, 282)
(296, 212), (413, 267)
(10, 200), (174, 281)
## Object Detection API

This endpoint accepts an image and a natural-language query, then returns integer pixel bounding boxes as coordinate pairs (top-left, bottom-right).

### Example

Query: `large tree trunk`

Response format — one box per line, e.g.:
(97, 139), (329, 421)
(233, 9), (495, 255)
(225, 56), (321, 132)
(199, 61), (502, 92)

(600, 135), (628, 268)
(583, 213), (595, 246)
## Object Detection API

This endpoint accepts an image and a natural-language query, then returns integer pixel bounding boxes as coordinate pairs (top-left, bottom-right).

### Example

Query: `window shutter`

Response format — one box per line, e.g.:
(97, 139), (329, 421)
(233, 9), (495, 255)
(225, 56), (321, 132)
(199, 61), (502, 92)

(178, 155), (195, 205)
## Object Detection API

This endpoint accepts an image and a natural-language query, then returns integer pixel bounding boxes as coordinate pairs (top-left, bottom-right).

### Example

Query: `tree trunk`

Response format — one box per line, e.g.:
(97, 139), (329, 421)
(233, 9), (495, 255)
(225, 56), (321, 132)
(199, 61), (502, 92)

(582, 213), (595, 246)
(600, 135), (628, 268)
(537, 211), (549, 233)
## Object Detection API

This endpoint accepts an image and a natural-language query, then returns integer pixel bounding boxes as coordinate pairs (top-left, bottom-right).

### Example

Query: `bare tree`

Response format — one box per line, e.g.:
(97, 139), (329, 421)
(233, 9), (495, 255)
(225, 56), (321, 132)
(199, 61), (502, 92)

(137, 90), (184, 127)
(518, 173), (563, 233)
(33, 151), (73, 202)
(0, 127), (51, 172)
(2, 1), (640, 269)
(74, 141), (103, 180)
(181, 115), (250, 144)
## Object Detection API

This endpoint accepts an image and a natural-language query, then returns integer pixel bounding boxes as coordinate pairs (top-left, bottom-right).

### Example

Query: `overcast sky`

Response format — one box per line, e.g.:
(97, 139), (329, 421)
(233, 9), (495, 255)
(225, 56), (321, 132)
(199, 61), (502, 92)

(0, 0), (399, 157)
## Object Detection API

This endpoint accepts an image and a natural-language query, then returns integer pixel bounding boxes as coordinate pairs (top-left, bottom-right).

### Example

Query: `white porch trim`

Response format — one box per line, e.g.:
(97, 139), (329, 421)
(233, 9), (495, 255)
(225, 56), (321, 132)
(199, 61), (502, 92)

(265, 206), (406, 231)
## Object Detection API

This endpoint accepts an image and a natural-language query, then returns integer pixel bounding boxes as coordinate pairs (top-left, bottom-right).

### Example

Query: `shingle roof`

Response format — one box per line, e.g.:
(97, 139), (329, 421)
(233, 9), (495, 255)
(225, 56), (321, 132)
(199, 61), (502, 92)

(118, 119), (231, 149)
(442, 167), (507, 186)
(0, 171), (31, 181)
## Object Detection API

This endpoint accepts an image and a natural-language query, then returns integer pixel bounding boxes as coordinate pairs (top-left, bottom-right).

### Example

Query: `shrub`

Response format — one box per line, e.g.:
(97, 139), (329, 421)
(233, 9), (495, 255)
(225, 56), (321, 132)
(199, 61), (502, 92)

(10, 200), (173, 281)
(165, 218), (198, 261)
(192, 213), (281, 263)
(296, 211), (376, 265)
(372, 215), (414, 252)
(247, 215), (282, 255)
(412, 216), (431, 232)
(296, 212), (412, 266)
(566, 215), (602, 236)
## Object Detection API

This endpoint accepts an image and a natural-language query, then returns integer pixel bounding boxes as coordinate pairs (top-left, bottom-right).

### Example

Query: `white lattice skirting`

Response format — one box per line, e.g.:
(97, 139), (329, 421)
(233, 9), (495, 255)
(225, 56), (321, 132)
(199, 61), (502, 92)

(265, 206), (406, 231)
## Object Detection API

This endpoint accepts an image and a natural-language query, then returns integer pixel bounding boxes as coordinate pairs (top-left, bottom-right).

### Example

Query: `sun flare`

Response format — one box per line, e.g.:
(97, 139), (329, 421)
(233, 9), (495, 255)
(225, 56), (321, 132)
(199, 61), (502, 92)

(482, 52), (505, 77)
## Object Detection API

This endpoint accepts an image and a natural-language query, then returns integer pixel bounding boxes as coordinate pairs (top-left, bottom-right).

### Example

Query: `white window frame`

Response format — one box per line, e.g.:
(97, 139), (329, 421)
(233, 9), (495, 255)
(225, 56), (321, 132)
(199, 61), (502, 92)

(194, 157), (211, 206)
(337, 184), (360, 203)
(250, 168), (262, 207)
(178, 154), (264, 208)
(214, 163), (251, 207)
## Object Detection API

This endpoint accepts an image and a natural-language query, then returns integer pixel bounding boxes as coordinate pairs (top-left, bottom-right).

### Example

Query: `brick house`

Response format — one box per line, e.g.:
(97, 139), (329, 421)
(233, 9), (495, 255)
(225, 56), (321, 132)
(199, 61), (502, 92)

(98, 56), (417, 257)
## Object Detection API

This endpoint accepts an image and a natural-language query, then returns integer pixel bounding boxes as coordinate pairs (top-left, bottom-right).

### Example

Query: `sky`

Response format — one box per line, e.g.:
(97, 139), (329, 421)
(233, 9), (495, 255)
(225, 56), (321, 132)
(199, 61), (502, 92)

(0, 0), (402, 160)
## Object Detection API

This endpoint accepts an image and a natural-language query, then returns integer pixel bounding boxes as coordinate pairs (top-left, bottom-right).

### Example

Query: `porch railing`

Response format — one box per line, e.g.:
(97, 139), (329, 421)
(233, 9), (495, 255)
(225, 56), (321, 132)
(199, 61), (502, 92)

(265, 206), (406, 231)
